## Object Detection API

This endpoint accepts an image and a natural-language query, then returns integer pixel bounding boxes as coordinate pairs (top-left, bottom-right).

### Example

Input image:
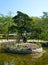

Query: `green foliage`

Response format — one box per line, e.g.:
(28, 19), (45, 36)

(13, 11), (32, 42)
(0, 11), (48, 41)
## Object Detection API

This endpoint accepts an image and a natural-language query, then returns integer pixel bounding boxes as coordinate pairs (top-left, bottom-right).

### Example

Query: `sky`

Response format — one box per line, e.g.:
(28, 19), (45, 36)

(0, 0), (48, 17)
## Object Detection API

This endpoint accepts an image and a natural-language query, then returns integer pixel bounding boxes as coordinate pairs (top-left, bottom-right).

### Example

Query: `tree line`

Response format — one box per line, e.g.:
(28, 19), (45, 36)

(0, 11), (48, 41)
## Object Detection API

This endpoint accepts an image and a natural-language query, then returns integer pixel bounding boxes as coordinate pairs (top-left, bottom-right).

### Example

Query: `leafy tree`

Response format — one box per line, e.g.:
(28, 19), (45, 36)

(13, 11), (32, 42)
(0, 12), (13, 39)
(42, 12), (48, 18)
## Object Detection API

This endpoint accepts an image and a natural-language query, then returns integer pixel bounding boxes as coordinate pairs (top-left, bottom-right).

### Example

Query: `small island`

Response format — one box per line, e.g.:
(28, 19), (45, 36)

(0, 39), (43, 54)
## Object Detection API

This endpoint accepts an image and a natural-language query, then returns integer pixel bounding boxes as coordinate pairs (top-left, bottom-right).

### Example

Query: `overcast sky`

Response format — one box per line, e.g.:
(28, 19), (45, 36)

(0, 0), (48, 17)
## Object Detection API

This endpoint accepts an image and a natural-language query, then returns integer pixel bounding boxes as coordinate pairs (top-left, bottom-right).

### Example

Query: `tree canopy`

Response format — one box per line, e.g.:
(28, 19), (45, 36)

(0, 11), (48, 41)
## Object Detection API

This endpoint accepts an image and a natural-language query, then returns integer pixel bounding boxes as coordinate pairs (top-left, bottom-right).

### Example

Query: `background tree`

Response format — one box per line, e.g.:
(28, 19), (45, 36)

(0, 11), (48, 41)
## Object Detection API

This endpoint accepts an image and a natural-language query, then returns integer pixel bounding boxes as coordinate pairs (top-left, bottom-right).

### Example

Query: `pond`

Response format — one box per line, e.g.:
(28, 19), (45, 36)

(0, 48), (48, 65)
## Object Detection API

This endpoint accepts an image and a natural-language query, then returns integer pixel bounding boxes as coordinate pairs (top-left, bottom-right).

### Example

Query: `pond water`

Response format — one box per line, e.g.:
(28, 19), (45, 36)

(0, 49), (48, 65)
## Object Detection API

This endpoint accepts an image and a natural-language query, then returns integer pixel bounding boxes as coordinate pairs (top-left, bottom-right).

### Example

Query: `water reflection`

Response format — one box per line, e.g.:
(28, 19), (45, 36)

(31, 53), (43, 61)
(3, 53), (43, 65)
(4, 60), (15, 65)
(32, 53), (43, 58)
(4, 62), (8, 65)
